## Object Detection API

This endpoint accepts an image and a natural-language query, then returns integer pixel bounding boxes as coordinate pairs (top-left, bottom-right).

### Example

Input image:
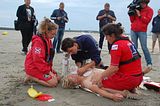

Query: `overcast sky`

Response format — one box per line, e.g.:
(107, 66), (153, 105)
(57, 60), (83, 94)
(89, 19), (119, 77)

(0, 0), (160, 33)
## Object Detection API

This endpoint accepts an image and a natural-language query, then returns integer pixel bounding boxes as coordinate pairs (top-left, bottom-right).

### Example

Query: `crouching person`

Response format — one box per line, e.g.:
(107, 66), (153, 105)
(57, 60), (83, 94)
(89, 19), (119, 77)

(91, 23), (144, 94)
(61, 35), (104, 76)
(24, 18), (60, 87)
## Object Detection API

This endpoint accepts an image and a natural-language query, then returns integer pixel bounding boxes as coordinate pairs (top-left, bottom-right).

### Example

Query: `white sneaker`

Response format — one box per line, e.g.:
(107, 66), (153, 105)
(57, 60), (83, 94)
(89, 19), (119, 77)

(143, 64), (152, 75)
(147, 64), (152, 70)
(20, 51), (27, 55)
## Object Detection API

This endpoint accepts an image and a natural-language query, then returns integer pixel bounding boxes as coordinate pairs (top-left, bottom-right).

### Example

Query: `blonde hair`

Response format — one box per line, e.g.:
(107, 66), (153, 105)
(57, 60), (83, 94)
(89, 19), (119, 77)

(38, 17), (58, 34)
(61, 76), (77, 89)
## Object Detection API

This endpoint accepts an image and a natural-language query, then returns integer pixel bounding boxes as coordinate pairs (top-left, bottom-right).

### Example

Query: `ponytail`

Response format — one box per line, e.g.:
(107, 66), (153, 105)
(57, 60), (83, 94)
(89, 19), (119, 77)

(102, 22), (124, 38)
(38, 17), (58, 34)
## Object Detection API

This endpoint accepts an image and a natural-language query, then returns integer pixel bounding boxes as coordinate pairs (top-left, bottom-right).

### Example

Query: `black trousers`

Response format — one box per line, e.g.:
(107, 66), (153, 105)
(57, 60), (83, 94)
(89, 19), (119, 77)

(99, 31), (105, 49)
(99, 31), (111, 51)
(20, 23), (33, 52)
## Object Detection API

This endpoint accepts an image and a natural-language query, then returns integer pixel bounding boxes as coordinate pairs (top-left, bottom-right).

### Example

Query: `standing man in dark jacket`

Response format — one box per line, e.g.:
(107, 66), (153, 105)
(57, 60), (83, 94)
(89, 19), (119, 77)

(50, 2), (68, 53)
(61, 35), (104, 76)
(96, 3), (116, 50)
(16, 0), (36, 54)
(151, 9), (160, 53)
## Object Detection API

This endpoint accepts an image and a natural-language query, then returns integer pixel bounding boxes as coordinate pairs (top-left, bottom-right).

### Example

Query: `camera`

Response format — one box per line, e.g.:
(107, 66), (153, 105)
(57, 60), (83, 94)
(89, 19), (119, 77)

(61, 16), (65, 19)
(127, 0), (142, 16)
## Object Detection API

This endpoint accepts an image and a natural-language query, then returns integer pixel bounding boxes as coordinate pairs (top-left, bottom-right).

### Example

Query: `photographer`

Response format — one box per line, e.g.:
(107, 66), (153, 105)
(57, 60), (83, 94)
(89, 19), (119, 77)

(96, 3), (116, 50)
(129, 0), (153, 70)
(50, 2), (68, 53)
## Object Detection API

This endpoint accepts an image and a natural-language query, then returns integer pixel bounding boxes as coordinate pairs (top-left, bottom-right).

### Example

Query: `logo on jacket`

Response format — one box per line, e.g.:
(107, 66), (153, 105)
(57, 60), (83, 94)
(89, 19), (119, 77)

(111, 44), (118, 50)
(34, 47), (41, 54)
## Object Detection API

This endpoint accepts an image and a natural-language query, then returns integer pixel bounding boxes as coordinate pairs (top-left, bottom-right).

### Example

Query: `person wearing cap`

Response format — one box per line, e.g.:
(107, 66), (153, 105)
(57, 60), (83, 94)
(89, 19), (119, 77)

(129, 0), (153, 70)
(61, 35), (104, 76)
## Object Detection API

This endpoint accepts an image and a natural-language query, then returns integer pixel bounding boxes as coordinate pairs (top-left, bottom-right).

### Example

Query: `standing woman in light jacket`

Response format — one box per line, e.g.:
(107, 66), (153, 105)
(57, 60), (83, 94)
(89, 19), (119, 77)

(24, 18), (60, 87)
(16, 0), (36, 54)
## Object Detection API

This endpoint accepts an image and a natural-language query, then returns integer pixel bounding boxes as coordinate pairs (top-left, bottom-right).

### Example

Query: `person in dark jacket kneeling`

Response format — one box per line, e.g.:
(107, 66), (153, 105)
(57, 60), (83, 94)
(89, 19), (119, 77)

(61, 35), (104, 76)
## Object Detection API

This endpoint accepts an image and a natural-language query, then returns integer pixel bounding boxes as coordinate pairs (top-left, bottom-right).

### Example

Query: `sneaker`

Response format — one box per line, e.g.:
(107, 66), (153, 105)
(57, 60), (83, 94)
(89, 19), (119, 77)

(143, 64), (152, 75)
(57, 51), (63, 53)
(21, 52), (27, 55)
(21, 50), (27, 55)
(22, 48), (28, 52)
(147, 64), (152, 70)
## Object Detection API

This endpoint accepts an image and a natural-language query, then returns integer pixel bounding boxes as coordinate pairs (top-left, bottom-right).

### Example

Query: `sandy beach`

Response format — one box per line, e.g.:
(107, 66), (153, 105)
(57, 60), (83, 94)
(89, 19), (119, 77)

(0, 30), (160, 106)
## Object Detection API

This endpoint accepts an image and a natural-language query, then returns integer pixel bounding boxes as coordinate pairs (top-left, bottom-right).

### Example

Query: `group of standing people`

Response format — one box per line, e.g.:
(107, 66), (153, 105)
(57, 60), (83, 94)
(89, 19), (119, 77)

(97, 0), (159, 70)
(16, 0), (68, 54)
(16, 0), (159, 101)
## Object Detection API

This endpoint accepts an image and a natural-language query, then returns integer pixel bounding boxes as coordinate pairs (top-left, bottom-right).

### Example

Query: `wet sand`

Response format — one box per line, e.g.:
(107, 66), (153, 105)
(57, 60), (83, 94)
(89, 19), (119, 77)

(0, 30), (160, 106)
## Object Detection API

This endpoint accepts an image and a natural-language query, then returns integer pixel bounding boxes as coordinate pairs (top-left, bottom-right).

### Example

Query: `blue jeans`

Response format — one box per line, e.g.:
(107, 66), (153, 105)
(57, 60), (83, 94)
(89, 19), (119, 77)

(53, 27), (65, 52)
(130, 30), (152, 65)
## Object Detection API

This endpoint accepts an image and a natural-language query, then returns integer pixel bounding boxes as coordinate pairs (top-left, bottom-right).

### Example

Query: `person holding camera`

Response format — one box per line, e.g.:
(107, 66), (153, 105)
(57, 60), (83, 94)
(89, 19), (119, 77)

(96, 3), (116, 50)
(16, 0), (36, 54)
(151, 9), (160, 53)
(129, 0), (153, 70)
(50, 2), (68, 53)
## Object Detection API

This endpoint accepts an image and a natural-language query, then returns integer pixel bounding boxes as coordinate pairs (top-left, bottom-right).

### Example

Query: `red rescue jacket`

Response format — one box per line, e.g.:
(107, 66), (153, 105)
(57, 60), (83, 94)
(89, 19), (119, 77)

(129, 6), (153, 32)
(25, 35), (56, 76)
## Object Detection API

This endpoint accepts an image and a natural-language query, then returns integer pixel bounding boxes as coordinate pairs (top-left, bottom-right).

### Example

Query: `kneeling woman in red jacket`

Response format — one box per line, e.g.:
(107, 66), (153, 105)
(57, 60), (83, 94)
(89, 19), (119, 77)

(92, 23), (143, 92)
(24, 18), (60, 87)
